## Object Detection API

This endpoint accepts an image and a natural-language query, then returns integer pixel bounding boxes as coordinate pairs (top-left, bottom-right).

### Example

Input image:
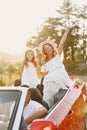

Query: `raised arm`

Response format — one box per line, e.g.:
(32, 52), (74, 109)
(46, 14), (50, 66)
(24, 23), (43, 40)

(58, 26), (70, 55)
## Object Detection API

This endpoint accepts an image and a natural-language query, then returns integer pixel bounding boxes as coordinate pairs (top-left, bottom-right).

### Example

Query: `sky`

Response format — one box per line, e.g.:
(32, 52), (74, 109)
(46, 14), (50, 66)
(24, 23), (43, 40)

(0, 0), (87, 54)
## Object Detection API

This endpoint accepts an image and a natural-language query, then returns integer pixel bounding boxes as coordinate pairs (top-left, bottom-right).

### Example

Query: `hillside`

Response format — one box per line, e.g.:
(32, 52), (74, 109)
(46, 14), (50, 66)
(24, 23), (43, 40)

(0, 51), (24, 62)
(0, 51), (87, 75)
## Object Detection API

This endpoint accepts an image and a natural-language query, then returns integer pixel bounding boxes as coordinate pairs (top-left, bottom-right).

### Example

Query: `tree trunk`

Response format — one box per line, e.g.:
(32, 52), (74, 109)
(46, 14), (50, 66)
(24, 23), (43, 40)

(71, 46), (75, 62)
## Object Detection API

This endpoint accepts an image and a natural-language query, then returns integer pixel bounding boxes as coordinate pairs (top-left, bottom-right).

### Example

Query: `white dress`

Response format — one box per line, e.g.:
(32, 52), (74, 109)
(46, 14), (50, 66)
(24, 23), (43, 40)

(41, 54), (74, 107)
(21, 62), (39, 88)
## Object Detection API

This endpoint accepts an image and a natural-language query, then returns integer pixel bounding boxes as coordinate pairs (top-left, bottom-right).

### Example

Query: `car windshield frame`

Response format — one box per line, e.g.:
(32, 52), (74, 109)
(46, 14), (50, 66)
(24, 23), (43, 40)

(0, 90), (22, 130)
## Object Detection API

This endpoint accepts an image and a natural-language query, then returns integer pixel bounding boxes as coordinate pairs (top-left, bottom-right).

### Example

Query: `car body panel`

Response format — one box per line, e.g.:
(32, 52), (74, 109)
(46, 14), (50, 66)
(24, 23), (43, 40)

(0, 83), (86, 130)
(28, 84), (86, 130)
(45, 85), (83, 125)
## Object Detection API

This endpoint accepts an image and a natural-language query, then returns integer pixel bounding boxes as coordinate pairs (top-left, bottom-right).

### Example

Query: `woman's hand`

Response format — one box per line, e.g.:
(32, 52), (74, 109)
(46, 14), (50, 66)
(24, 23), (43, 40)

(64, 25), (70, 30)
(74, 79), (82, 88)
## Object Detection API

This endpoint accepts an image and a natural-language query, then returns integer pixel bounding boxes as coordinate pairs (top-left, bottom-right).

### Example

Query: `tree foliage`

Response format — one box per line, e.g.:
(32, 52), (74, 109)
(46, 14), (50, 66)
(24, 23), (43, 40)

(26, 0), (87, 63)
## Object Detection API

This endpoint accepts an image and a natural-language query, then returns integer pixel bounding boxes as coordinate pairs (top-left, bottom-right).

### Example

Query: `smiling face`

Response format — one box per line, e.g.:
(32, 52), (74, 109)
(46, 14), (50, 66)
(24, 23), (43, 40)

(42, 43), (57, 61)
(25, 50), (35, 62)
(43, 43), (54, 55)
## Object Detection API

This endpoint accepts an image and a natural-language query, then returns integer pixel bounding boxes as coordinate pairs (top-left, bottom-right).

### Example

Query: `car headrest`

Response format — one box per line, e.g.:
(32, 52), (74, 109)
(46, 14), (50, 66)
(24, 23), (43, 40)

(14, 79), (21, 86)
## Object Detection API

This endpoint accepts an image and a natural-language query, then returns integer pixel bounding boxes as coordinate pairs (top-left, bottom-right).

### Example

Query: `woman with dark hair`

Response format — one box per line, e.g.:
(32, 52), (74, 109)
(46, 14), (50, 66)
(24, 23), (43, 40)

(22, 86), (47, 125)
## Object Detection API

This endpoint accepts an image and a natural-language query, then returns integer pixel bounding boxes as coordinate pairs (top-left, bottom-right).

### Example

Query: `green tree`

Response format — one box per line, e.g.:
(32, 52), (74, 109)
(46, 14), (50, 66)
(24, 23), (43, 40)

(56, 0), (81, 62)
(26, 0), (87, 63)
(78, 5), (87, 63)
(26, 17), (61, 48)
(6, 64), (16, 74)
(0, 78), (5, 86)
(26, 17), (62, 63)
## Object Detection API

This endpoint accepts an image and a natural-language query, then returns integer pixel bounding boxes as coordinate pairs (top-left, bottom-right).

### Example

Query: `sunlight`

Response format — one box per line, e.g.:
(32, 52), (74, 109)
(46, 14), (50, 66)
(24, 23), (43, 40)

(0, 0), (87, 54)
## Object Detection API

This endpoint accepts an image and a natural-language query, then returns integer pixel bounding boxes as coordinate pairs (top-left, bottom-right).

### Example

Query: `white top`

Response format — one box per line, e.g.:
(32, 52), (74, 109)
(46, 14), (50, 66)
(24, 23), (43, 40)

(21, 62), (39, 88)
(41, 54), (74, 89)
(23, 100), (43, 119)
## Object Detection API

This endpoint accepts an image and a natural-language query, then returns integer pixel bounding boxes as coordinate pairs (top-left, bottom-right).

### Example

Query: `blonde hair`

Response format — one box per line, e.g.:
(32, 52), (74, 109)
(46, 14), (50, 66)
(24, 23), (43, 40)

(20, 49), (37, 78)
(24, 49), (36, 67)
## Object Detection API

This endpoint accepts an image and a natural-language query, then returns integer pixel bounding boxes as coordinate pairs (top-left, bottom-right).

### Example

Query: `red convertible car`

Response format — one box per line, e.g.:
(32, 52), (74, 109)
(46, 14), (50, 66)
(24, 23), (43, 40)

(0, 81), (86, 130)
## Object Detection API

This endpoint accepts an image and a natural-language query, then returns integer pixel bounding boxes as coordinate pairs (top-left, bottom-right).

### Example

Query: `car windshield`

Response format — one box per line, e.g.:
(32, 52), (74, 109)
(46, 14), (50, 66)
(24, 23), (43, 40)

(0, 90), (21, 130)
